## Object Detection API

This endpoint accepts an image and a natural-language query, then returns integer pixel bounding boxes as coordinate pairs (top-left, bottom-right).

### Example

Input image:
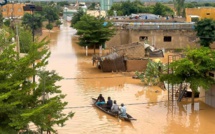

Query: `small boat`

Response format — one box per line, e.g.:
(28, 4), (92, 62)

(92, 98), (136, 122)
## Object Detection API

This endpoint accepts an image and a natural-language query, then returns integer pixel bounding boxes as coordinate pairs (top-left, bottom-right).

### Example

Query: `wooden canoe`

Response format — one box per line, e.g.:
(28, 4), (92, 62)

(92, 98), (136, 122)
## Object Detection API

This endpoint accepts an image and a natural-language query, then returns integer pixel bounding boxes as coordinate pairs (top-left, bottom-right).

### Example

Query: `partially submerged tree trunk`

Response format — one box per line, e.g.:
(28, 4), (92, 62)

(191, 89), (195, 105)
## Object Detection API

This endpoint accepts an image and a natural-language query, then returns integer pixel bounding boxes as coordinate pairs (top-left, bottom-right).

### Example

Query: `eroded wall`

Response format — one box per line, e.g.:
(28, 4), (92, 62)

(106, 29), (198, 50)
(106, 29), (129, 48)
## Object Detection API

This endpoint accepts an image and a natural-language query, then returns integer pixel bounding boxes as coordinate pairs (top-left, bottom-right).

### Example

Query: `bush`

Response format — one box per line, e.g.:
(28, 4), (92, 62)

(46, 23), (53, 30)
(55, 20), (62, 27)
(4, 19), (10, 27)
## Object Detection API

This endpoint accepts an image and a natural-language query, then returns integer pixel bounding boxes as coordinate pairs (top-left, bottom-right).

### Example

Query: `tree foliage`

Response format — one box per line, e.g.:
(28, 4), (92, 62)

(46, 23), (53, 31)
(194, 19), (215, 47)
(71, 9), (85, 27)
(19, 28), (32, 53)
(41, 5), (59, 24)
(160, 47), (215, 104)
(185, 2), (215, 8)
(74, 14), (115, 54)
(0, 28), (74, 133)
(174, 0), (185, 16)
(0, 11), (3, 27)
(3, 19), (10, 27)
(108, 1), (173, 16)
(22, 13), (43, 31)
(153, 3), (174, 16)
(57, 1), (70, 7)
(88, 2), (97, 10)
(136, 59), (165, 86)
(55, 20), (62, 27)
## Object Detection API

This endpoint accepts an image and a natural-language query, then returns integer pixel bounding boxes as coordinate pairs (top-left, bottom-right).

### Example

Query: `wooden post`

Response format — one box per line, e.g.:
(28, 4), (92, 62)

(86, 46), (88, 56)
(99, 45), (102, 56)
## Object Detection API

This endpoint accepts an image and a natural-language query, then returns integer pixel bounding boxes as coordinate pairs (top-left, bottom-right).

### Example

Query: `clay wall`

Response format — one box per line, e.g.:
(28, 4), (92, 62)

(106, 28), (198, 50)
(106, 30), (129, 48)
(126, 59), (148, 72)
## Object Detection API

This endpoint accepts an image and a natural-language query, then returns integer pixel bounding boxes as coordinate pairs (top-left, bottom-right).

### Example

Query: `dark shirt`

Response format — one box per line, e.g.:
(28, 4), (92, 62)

(97, 96), (105, 102)
(107, 100), (113, 110)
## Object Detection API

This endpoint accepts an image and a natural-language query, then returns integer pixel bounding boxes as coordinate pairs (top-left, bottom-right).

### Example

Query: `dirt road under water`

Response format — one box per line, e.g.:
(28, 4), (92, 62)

(43, 22), (215, 134)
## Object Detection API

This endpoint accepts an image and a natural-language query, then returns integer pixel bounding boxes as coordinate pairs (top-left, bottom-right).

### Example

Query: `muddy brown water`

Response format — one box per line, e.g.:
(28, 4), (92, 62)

(42, 22), (215, 134)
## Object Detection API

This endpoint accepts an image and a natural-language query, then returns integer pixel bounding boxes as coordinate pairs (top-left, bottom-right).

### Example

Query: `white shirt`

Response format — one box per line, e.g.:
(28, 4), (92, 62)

(120, 106), (127, 117)
(111, 104), (119, 112)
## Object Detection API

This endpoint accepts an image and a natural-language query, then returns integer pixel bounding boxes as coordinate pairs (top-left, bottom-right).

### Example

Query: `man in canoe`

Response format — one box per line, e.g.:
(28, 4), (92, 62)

(96, 94), (105, 106)
(119, 103), (127, 118)
(111, 100), (119, 114)
(106, 97), (113, 110)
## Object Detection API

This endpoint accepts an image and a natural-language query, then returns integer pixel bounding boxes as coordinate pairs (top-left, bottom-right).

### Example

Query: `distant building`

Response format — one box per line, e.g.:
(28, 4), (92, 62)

(78, 2), (87, 12)
(106, 22), (198, 50)
(185, 7), (215, 22)
(0, 3), (27, 19)
(63, 7), (77, 21)
(100, 0), (113, 11)
(87, 10), (106, 17)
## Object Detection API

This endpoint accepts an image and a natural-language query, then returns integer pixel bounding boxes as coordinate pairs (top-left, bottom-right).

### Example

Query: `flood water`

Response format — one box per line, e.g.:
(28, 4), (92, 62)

(44, 22), (215, 134)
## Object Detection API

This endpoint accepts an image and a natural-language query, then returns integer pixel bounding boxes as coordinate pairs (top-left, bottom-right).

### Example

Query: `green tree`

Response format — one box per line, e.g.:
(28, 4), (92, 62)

(57, 1), (69, 7)
(0, 28), (74, 133)
(55, 20), (62, 28)
(19, 28), (32, 53)
(174, 0), (185, 16)
(74, 14), (115, 54)
(42, 5), (59, 25)
(153, 3), (174, 16)
(71, 9), (85, 27)
(88, 2), (96, 10)
(107, 3), (122, 16)
(121, 1), (139, 15)
(46, 23), (53, 31)
(161, 47), (215, 105)
(0, 11), (3, 27)
(194, 19), (215, 47)
(185, 3), (195, 8)
(4, 19), (10, 27)
(108, 1), (173, 16)
(22, 13), (43, 33)
(136, 59), (165, 86)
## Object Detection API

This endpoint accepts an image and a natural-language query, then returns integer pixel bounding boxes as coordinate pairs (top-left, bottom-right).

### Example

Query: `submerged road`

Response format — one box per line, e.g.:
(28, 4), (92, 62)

(44, 22), (215, 134)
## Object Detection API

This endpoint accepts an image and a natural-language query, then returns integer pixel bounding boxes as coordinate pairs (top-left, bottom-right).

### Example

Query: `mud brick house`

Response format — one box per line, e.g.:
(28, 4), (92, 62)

(106, 21), (198, 50)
